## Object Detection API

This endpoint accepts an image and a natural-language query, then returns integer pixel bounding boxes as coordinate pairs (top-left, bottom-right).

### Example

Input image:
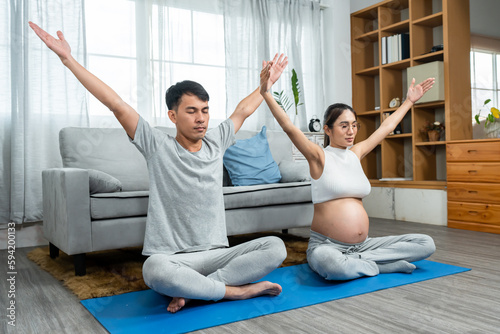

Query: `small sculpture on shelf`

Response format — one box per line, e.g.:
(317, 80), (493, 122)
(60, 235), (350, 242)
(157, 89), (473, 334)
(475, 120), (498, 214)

(420, 121), (445, 142)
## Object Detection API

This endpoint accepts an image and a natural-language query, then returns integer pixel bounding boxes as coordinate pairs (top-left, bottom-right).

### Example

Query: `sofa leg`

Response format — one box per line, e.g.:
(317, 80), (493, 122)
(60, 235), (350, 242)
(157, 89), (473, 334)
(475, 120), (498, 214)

(282, 229), (288, 234)
(49, 243), (60, 259)
(74, 254), (86, 276)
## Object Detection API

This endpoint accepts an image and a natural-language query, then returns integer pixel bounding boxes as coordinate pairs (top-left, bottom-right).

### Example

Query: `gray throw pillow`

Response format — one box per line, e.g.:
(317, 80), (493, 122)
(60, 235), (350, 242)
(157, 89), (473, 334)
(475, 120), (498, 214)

(278, 160), (311, 183)
(88, 169), (123, 194)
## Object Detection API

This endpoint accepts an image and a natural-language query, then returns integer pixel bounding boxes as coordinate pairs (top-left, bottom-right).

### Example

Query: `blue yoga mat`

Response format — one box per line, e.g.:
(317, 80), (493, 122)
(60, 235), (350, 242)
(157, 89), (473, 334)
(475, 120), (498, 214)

(81, 260), (469, 334)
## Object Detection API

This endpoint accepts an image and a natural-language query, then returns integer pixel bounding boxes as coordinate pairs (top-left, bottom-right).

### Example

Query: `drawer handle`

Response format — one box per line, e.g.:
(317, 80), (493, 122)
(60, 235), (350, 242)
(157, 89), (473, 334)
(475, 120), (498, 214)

(468, 211), (479, 216)
(468, 190), (478, 194)
(467, 150), (477, 154)
(468, 170), (478, 175)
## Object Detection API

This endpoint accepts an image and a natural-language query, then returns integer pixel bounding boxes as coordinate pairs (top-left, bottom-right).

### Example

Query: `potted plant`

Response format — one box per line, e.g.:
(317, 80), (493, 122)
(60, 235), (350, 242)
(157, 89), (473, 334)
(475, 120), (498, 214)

(475, 99), (500, 138)
(420, 120), (445, 142)
(273, 68), (303, 126)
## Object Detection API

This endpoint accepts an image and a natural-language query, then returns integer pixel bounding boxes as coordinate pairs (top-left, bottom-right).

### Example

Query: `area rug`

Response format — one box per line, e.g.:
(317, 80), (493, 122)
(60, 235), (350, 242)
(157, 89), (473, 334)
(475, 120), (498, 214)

(27, 232), (308, 299)
(81, 260), (470, 334)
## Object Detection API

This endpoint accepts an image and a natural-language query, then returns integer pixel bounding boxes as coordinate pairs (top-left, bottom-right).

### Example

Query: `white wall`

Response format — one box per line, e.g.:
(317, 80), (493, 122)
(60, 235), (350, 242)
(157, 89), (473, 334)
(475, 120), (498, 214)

(470, 0), (500, 38)
(350, 0), (379, 14)
(363, 188), (447, 226)
(320, 0), (352, 108)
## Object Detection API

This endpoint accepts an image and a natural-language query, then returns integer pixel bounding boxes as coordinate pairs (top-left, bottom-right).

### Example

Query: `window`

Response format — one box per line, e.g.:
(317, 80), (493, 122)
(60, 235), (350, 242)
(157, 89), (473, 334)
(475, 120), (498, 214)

(85, 0), (226, 123)
(470, 49), (500, 119)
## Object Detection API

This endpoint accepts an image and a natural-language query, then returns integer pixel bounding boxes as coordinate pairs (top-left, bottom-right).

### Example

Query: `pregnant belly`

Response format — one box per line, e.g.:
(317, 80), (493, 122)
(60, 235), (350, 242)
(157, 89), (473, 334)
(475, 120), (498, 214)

(311, 198), (370, 244)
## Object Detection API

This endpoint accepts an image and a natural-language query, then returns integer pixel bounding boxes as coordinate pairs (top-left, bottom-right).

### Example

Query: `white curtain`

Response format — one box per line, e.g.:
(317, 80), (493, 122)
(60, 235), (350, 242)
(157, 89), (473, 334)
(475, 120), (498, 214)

(222, 0), (324, 131)
(0, 0), (88, 226)
(142, 0), (226, 127)
(84, 0), (227, 128)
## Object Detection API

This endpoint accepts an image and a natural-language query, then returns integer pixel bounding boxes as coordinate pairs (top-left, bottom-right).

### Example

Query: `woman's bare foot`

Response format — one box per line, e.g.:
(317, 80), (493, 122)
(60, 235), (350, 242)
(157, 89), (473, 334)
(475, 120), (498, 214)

(167, 297), (188, 313)
(224, 281), (282, 300)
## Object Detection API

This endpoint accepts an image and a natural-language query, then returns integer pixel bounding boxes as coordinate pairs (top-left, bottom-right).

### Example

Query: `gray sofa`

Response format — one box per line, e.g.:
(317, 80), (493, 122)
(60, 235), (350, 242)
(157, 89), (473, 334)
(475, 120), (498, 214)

(42, 126), (313, 275)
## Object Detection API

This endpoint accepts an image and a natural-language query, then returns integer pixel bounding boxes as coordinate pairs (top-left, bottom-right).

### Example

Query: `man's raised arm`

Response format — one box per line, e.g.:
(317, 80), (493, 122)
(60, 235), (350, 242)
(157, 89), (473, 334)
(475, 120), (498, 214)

(29, 22), (139, 138)
(229, 53), (288, 133)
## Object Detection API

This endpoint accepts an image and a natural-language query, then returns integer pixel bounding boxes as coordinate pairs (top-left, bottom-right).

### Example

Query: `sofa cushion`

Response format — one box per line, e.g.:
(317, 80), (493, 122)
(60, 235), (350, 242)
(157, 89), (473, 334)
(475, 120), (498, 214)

(88, 169), (123, 194)
(278, 160), (311, 183)
(223, 126), (281, 186)
(223, 182), (311, 209)
(90, 191), (149, 219)
(59, 127), (149, 191)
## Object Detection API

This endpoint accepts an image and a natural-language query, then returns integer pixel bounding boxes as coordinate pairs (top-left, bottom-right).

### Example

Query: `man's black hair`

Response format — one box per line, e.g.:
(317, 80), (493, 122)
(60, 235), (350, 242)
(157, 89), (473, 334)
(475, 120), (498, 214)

(165, 80), (209, 111)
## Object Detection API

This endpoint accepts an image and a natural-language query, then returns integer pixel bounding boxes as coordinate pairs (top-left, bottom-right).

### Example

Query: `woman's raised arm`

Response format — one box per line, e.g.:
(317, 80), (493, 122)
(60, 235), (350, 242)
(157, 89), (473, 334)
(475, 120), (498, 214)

(260, 62), (325, 179)
(352, 77), (435, 160)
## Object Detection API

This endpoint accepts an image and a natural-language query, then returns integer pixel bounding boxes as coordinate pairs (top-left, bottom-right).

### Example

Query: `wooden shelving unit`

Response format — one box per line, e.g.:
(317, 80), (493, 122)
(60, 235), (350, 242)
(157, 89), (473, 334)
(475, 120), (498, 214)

(350, 0), (472, 188)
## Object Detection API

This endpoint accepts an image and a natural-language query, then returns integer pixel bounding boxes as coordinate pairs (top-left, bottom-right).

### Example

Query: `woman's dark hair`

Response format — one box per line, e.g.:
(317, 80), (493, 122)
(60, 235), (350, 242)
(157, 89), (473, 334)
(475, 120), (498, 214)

(322, 103), (358, 147)
(165, 80), (209, 111)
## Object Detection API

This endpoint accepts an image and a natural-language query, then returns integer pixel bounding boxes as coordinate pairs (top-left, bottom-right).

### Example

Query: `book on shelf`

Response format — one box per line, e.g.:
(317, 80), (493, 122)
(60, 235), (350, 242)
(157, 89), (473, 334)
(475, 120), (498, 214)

(391, 35), (398, 63)
(381, 33), (409, 65)
(381, 37), (387, 65)
(401, 33), (409, 59)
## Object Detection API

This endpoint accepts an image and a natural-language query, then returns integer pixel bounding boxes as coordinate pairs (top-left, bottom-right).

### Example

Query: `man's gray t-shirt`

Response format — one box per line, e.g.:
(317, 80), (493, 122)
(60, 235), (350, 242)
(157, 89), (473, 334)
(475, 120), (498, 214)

(131, 116), (235, 256)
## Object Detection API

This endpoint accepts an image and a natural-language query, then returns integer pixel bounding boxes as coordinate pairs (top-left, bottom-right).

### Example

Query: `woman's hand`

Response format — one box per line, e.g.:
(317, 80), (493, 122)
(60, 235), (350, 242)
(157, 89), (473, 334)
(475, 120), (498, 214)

(260, 53), (288, 95)
(406, 77), (435, 103)
(29, 22), (72, 63)
(268, 53), (288, 85)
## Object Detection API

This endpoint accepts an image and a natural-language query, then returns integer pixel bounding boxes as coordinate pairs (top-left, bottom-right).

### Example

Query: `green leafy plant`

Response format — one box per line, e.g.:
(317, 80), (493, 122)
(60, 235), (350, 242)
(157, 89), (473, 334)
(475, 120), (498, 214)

(273, 90), (293, 113)
(273, 68), (303, 115)
(475, 99), (500, 128)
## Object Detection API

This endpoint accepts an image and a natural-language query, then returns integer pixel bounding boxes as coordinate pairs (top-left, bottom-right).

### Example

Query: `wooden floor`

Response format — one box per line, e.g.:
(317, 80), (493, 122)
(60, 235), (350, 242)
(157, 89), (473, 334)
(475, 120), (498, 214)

(2, 218), (500, 333)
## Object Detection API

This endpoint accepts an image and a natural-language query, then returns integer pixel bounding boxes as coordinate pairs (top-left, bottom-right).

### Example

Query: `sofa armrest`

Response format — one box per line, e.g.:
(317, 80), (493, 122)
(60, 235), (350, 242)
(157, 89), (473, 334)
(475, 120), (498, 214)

(42, 168), (92, 255)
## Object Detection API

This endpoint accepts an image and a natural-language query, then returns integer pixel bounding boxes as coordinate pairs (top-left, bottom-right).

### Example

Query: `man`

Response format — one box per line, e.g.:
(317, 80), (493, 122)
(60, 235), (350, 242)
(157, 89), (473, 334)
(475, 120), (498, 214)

(30, 21), (288, 313)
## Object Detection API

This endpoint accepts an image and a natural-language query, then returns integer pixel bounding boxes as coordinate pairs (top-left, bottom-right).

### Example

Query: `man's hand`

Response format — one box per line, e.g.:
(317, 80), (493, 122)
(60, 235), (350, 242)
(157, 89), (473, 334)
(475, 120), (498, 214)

(29, 22), (72, 63)
(260, 62), (272, 95)
(406, 77), (435, 103)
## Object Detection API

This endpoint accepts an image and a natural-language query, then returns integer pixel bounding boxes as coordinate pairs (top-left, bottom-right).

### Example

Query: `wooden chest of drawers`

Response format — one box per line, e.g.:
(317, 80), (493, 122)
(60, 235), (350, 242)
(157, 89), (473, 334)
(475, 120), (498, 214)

(446, 139), (500, 233)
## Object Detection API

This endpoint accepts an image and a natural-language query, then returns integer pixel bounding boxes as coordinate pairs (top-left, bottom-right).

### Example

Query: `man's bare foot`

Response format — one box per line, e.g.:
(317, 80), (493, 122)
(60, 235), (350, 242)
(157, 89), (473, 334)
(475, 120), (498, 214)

(166, 281), (281, 313)
(167, 297), (188, 313)
(224, 281), (282, 300)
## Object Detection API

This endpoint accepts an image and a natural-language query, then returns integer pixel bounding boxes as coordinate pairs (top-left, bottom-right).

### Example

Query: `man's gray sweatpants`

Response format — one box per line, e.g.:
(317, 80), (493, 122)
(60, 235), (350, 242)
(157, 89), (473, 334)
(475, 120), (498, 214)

(142, 236), (287, 301)
(307, 230), (436, 280)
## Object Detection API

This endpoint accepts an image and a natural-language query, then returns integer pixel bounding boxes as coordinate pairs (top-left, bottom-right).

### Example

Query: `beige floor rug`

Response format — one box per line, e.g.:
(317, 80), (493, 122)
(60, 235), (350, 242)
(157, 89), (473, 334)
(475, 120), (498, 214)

(27, 232), (308, 300)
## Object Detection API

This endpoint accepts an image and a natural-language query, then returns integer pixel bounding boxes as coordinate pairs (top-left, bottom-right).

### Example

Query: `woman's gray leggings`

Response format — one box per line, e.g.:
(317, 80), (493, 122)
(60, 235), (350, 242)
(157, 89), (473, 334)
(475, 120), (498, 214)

(142, 236), (287, 301)
(307, 230), (436, 280)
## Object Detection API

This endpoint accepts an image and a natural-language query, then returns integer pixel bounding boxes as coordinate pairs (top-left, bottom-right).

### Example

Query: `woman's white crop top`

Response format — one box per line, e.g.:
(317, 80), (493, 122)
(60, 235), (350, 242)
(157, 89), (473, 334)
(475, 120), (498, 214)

(311, 146), (371, 204)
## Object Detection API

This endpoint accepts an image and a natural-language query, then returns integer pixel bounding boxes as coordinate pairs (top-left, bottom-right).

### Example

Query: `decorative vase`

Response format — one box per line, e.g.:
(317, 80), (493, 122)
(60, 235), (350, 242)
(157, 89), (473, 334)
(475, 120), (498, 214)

(427, 130), (440, 142)
(293, 113), (301, 129)
(485, 121), (500, 138)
